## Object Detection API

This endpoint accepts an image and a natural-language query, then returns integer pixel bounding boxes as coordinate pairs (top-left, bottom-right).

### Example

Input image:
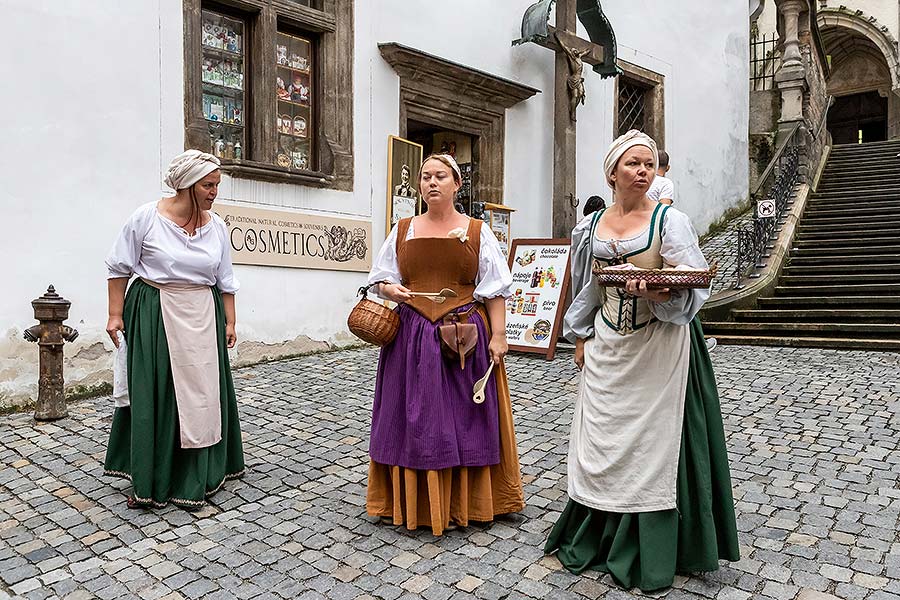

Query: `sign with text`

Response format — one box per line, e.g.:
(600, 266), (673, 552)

(214, 203), (372, 272)
(506, 238), (571, 361)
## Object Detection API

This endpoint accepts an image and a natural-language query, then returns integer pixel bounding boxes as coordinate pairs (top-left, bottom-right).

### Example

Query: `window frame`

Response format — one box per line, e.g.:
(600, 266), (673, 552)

(614, 60), (665, 150)
(183, 0), (354, 191)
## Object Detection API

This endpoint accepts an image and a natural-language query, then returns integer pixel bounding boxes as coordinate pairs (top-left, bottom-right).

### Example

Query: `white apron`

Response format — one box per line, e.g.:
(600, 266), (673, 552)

(568, 206), (690, 512)
(144, 279), (222, 449)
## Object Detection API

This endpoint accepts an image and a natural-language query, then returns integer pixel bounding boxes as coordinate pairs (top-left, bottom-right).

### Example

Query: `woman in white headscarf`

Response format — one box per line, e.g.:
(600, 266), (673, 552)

(103, 149), (244, 510)
(544, 131), (739, 591)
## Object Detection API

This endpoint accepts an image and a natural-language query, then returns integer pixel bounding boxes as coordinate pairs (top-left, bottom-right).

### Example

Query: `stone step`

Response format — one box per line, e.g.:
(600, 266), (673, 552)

(791, 239), (900, 256)
(757, 295), (900, 307)
(793, 235), (899, 247)
(780, 275), (900, 287)
(816, 182), (900, 196)
(784, 263), (900, 274)
(797, 216), (900, 229)
(787, 254), (900, 266)
(830, 141), (900, 155)
(823, 157), (900, 170)
(819, 165), (900, 182)
(794, 229), (898, 241)
(802, 206), (899, 219)
(808, 190), (900, 202)
(774, 283), (900, 295)
(701, 334), (900, 351)
(703, 321), (900, 336)
(731, 308), (900, 322)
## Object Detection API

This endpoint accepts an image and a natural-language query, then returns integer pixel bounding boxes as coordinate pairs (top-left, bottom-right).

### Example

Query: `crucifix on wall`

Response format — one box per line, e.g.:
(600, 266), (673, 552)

(514, 0), (621, 239)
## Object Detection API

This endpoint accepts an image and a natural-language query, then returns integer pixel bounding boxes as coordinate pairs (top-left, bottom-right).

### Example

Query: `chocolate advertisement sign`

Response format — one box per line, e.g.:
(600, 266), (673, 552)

(506, 239), (571, 360)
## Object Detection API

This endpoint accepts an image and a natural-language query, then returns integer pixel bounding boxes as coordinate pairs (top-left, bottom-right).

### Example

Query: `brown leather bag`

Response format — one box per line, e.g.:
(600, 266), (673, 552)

(438, 306), (478, 370)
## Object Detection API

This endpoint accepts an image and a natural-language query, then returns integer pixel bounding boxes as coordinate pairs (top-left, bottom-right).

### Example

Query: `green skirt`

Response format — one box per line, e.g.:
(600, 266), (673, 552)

(545, 318), (740, 591)
(104, 279), (245, 509)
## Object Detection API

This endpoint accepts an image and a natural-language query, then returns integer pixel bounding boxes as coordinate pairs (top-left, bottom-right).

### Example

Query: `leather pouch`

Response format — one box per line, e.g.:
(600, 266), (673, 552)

(438, 307), (478, 370)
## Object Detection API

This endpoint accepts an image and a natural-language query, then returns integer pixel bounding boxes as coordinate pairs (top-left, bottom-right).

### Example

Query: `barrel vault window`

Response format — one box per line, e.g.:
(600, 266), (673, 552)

(183, 0), (354, 191)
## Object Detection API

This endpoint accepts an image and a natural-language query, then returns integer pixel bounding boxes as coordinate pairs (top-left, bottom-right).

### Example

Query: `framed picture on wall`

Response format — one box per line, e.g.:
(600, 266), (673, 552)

(386, 136), (423, 235)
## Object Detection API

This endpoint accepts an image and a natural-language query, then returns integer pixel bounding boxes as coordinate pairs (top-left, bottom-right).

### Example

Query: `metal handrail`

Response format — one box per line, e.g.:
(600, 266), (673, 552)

(734, 125), (803, 289)
(750, 122), (801, 202)
(812, 95), (834, 141)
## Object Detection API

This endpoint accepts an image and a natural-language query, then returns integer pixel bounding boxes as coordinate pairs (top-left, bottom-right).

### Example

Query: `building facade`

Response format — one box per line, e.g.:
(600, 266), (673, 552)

(756, 0), (900, 142)
(0, 0), (750, 407)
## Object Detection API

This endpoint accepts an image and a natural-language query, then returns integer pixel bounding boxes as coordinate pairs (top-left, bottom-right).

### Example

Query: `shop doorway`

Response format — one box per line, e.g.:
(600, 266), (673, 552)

(407, 120), (479, 216)
(827, 91), (888, 144)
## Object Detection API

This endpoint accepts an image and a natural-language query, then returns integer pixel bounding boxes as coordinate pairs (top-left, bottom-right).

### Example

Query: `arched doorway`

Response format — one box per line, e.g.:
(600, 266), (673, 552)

(818, 9), (900, 143)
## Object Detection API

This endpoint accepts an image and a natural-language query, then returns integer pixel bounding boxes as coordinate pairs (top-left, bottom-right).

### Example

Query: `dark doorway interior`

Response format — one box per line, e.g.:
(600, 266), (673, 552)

(407, 120), (478, 215)
(827, 91), (888, 144)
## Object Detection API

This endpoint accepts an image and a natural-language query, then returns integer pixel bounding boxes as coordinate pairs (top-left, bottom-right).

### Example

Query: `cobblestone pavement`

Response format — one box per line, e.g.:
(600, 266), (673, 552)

(1, 345), (899, 600)
(700, 210), (753, 297)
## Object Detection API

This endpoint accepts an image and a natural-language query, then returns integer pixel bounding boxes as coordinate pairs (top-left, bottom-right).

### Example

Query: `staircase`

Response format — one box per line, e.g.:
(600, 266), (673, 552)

(704, 139), (900, 351)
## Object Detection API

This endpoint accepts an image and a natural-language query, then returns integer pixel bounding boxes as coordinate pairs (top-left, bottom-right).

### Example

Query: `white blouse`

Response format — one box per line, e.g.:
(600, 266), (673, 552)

(105, 201), (240, 294)
(367, 220), (513, 301)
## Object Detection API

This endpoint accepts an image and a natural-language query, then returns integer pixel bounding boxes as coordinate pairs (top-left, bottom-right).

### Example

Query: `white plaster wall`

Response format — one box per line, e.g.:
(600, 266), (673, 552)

(820, 0), (899, 40)
(0, 0), (749, 405)
(595, 1), (750, 232)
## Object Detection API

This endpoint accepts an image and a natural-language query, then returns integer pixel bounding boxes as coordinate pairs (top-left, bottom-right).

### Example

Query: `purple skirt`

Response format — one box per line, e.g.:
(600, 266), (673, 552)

(369, 303), (500, 471)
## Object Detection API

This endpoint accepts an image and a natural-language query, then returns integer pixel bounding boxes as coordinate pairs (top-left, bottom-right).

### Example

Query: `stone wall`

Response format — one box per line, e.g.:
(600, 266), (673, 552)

(801, 36), (830, 173)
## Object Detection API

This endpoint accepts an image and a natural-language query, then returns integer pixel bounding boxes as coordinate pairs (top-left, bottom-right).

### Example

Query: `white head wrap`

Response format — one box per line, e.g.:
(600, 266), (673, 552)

(603, 129), (659, 190)
(422, 154), (462, 182)
(164, 150), (221, 191)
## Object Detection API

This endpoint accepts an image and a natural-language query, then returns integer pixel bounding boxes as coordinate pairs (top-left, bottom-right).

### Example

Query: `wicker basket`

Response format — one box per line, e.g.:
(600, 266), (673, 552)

(347, 285), (400, 346)
(593, 261), (718, 289)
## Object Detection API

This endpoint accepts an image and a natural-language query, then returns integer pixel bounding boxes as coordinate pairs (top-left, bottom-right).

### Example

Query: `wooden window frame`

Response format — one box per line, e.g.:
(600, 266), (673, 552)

(183, 0), (354, 191)
(614, 59), (665, 149)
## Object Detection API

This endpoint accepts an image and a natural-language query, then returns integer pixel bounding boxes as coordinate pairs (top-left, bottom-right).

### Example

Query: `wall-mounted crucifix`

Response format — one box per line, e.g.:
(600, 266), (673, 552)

(514, 0), (620, 238)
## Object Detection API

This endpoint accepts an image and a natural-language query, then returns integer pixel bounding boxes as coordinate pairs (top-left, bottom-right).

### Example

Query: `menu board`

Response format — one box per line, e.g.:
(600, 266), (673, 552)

(505, 239), (571, 360)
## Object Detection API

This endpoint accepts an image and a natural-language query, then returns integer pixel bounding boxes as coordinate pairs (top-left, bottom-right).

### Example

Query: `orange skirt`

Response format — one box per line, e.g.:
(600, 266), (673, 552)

(366, 358), (524, 536)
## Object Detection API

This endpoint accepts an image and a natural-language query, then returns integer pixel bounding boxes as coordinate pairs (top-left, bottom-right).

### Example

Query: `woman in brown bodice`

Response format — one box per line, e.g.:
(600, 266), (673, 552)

(365, 154), (524, 535)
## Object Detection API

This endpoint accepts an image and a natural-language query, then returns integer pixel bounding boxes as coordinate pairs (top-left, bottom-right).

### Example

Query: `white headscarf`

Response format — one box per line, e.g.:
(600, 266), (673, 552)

(164, 150), (221, 191)
(603, 129), (659, 190)
(422, 153), (462, 182)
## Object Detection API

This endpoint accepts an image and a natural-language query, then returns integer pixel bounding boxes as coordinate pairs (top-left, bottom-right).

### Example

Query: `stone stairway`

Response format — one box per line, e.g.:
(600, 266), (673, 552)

(704, 139), (900, 350)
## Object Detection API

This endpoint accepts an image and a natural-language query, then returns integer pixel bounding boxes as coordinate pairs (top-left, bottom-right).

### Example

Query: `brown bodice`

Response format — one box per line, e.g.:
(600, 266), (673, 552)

(396, 217), (481, 322)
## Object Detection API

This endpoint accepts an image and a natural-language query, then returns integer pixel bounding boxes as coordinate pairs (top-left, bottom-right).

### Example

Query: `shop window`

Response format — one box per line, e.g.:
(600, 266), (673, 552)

(201, 10), (246, 161)
(184, 0), (354, 191)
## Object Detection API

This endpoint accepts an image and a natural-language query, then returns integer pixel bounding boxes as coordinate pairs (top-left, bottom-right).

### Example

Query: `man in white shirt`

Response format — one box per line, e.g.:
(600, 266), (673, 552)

(647, 150), (674, 205)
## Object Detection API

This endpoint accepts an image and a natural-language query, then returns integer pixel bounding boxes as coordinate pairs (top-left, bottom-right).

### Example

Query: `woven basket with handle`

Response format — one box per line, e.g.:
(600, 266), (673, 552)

(347, 284), (400, 346)
(593, 261), (718, 289)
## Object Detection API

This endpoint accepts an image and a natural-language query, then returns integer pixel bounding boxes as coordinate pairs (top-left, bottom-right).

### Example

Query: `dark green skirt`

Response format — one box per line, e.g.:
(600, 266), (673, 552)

(104, 279), (245, 509)
(545, 318), (740, 591)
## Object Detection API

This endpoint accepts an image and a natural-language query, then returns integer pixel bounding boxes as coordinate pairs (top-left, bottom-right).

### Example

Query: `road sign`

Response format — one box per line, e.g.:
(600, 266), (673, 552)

(757, 199), (776, 218)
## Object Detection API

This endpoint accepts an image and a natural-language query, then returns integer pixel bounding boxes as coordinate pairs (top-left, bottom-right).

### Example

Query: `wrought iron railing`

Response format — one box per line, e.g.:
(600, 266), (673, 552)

(750, 30), (779, 91)
(733, 124), (803, 289)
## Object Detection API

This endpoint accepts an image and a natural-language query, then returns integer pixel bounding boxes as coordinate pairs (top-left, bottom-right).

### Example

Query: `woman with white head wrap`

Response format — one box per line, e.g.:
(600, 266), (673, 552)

(103, 149), (244, 510)
(545, 131), (739, 591)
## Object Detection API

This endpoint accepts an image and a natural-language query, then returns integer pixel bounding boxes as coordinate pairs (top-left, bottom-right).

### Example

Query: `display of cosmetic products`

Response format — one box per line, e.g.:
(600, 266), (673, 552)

(202, 55), (244, 90)
(203, 94), (243, 125)
(202, 12), (243, 54)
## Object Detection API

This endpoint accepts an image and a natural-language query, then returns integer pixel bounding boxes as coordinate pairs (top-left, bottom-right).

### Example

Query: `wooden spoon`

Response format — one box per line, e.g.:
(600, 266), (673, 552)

(472, 361), (495, 404)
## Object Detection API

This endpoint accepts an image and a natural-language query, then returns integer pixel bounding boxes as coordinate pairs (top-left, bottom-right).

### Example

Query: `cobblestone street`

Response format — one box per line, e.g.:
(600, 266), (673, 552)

(1, 345), (899, 600)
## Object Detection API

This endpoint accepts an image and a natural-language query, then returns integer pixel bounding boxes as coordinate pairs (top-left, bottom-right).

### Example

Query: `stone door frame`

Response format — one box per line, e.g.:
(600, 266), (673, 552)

(379, 43), (539, 204)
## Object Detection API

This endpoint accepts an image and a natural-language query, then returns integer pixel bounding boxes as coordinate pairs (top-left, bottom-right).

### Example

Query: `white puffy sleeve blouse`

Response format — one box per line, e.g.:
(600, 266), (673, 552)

(105, 201), (240, 294)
